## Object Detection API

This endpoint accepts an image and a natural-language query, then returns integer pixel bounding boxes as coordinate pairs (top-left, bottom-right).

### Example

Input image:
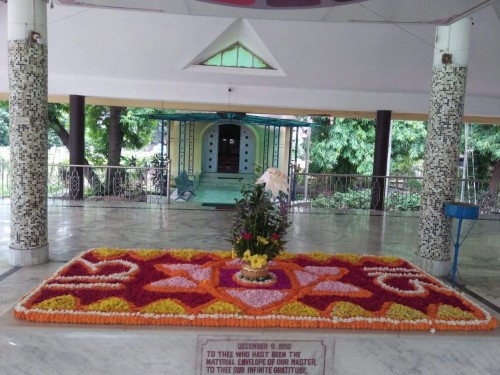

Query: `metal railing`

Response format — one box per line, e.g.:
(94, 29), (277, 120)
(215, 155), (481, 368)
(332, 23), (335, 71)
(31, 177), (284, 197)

(1, 162), (171, 205)
(2, 162), (499, 213)
(289, 172), (500, 214)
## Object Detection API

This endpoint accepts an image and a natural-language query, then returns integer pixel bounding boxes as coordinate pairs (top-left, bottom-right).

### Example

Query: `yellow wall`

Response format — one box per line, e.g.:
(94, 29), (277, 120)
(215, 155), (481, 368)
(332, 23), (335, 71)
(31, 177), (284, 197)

(168, 122), (290, 178)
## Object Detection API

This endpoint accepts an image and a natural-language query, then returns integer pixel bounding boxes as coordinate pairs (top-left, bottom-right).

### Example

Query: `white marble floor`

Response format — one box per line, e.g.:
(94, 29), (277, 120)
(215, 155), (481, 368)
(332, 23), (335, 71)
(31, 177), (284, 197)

(0, 201), (499, 374)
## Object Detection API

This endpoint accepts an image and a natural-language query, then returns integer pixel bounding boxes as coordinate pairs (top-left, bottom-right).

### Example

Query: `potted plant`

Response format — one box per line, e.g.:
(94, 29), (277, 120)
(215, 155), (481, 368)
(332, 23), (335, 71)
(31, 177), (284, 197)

(229, 168), (291, 281)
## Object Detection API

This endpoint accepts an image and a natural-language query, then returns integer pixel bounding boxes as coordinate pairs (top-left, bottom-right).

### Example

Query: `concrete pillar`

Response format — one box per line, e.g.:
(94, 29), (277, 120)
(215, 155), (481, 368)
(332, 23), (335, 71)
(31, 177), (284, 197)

(415, 17), (472, 276)
(8, 0), (49, 266)
(371, 110), (392, 211)
(69, 95), (85, 200)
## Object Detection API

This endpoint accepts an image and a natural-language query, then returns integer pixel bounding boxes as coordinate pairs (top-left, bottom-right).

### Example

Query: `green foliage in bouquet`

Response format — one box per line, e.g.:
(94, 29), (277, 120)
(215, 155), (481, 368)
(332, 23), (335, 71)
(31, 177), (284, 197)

(229, 168), (291, 263)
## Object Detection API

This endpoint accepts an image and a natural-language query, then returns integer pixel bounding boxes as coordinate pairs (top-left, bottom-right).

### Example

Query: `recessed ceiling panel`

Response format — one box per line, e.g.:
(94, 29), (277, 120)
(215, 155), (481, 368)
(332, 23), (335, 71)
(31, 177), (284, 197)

(54, 0), (499, 25)
(195, 0), (365, 9)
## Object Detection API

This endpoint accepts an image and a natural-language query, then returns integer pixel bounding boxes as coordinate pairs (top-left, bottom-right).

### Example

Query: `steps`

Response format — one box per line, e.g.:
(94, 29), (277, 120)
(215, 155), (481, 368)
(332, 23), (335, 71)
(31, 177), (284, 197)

(191, 173), (256, 205)
(197, 172), (255, 191)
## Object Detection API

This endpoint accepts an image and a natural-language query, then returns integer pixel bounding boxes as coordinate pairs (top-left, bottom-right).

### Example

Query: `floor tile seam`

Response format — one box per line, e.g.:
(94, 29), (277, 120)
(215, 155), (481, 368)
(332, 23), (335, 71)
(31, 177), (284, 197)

(0, 267), (21, 282)
(456, 284), (500, 315)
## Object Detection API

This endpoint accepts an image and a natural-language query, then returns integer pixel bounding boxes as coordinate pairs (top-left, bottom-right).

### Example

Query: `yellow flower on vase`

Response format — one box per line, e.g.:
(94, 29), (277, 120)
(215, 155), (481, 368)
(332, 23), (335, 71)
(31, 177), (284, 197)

(251, 257), (262, 269)
(250, 254), (268, 269)
(243, 249), (252, 261)
(256, 236), (269, 245)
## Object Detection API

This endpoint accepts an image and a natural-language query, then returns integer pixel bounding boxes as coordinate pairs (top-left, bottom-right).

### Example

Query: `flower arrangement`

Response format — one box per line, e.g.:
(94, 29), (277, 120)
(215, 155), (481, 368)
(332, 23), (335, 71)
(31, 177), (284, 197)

(229, 168), (291, 271)
(15, 248), (498, 331)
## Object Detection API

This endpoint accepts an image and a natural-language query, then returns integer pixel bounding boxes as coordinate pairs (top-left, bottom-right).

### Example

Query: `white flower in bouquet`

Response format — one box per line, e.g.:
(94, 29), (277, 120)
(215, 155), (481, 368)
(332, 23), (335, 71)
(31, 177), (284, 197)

(255, 168), (288, 197)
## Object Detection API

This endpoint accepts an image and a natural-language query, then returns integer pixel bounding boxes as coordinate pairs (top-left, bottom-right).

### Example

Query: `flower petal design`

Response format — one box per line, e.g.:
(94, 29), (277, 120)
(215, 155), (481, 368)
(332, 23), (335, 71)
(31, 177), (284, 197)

(386, 303), (427, 321)
(14, 249), (498, 331)
(226, 289), (288, 309)
(437, 304), (476, 320)
(275, 302), (320, 317)
(149, 276), (197, 289)
(140, 299), (187, 315)
(84, 297), (131, 312)
(294, 270), (319, 287)
(330, 302), (372, 318)
(34, 294), (78, 310)
(303, 266), (343, 276)
(202, 301), (242, 314)
(161, 264), (212, 282)
(313, 280), (360, 293)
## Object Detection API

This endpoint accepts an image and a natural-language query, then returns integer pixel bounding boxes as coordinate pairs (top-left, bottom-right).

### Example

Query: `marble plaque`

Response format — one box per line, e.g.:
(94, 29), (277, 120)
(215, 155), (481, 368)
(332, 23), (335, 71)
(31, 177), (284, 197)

(197, 336), (334, 375)
(13, 116), (30, 125)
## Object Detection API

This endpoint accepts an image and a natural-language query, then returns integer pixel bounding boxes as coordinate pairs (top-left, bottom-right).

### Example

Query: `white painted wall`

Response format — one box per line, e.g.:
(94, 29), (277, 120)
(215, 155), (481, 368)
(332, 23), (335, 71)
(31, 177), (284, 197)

(1, 3), (500, 117)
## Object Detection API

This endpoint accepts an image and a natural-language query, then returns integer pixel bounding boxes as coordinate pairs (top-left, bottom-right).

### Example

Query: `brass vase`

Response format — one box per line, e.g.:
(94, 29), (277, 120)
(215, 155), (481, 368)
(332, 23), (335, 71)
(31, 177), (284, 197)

(240, 261), (270, 280)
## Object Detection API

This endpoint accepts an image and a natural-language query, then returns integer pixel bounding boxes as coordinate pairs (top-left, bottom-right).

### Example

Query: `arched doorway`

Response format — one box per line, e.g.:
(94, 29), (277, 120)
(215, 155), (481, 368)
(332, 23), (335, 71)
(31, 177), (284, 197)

(202, 124), (255, 173)
(218, 124), (240, 172)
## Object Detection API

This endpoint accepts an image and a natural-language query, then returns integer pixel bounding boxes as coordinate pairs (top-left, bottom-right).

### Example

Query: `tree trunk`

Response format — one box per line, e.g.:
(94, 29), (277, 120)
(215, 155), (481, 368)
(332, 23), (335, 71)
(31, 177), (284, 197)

(489, 160), (500, 195)
(107, 106), (125, 194)
(108, 106), (125, 167)
(51, 121), (102, 188)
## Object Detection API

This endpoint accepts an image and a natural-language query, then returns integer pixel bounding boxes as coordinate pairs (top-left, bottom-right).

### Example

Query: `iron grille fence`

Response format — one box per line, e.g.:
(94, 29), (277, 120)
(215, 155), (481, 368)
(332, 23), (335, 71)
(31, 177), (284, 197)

(1, 162), (171, 205)
(289, 172), (500, 215)
(1, 163), (499, 213)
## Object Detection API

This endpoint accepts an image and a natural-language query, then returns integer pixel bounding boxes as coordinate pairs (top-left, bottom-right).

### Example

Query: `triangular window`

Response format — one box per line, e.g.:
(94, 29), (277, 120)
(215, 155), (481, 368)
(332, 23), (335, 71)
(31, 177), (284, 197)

(199, 43), (274, 70)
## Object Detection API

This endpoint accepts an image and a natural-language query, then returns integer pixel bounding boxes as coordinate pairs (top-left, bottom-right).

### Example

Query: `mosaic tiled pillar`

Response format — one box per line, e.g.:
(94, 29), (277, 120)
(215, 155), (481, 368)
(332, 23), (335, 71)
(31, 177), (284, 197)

(8, 0), (49, 266)
(415, 18), (472, 276)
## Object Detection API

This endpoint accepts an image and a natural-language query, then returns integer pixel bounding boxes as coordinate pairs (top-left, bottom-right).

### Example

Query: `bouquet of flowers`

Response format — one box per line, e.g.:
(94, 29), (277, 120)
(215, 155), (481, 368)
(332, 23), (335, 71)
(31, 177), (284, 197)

(229, 168), (291, 270)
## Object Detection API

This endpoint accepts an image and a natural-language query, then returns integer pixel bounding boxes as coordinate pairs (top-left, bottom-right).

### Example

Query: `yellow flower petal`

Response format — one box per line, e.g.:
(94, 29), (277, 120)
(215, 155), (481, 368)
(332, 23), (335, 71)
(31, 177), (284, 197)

(140, 299), (187, 314)
(93, 248), (127, 259)
(437, 304), (476, 320)
(256, 236), (269, 245)
(275, 302), (320, 317)
(34, 295), (78, 310)
(386, 303), (427, 321)
(202, 301), (241, 314)
(330, 302), (372, 318)
(84, 297), (131, 312)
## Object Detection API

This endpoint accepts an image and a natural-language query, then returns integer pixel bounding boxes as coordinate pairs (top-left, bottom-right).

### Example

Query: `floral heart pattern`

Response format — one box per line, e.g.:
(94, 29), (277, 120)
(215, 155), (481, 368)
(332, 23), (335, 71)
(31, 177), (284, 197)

(14, 249), (497, 331)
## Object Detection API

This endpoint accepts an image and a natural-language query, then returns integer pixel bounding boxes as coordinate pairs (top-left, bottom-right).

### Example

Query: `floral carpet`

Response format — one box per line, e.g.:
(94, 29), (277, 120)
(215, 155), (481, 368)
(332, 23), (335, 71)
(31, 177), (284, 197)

(14, 249), (497, 331)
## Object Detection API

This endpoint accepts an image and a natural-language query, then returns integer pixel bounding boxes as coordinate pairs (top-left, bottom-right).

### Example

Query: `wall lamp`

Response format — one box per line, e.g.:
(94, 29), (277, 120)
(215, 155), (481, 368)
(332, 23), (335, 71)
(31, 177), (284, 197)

(29, 31), (45, 45)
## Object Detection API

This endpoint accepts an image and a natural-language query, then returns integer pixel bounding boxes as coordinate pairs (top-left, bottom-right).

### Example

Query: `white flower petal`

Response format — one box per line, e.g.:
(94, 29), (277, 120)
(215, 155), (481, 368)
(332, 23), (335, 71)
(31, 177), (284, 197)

(255, 168), (288, 196)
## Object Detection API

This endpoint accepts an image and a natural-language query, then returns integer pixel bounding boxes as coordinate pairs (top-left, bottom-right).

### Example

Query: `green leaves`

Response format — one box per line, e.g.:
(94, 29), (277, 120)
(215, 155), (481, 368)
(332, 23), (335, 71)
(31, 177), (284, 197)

(229, 183), (290, 261)
(85, 106), (168, 165)
(306, 117), (427, 176)
(307, 117), (375, 175)
(0, 100), (8, 146)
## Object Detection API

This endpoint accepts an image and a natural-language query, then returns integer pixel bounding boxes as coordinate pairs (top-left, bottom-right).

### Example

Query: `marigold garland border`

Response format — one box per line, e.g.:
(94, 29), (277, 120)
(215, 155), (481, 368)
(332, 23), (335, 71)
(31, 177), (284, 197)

(13, 249), (498, 331)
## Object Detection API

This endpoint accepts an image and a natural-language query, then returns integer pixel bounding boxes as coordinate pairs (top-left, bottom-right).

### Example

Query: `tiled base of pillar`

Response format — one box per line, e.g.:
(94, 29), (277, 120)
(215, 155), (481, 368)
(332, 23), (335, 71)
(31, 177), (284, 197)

(414, 254), (451, 277)
(8, 245), (49, 266)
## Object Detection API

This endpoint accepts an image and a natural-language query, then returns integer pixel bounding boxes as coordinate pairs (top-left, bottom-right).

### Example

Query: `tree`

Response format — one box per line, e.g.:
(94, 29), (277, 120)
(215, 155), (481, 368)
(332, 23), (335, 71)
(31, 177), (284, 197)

(48, 103), (68, 148)
(307, 117), (375, 175)
(85, 106), (162, 166)
(84, 105), (165, 194)
(390, 120), (427, 175)
(468, 124), (500, 194)
(0, 100), (8, 146)
(306, 117), (427, 176)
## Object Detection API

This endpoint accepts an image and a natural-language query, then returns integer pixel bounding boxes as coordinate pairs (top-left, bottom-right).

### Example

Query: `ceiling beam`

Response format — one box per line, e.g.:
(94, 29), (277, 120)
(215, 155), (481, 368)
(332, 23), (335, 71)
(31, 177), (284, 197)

(1, 92), (500, 124)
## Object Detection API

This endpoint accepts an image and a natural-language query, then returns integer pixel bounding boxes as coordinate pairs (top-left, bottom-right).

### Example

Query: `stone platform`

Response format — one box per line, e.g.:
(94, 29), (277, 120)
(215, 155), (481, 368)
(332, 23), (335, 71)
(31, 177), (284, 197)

(1, 307), (499, 375)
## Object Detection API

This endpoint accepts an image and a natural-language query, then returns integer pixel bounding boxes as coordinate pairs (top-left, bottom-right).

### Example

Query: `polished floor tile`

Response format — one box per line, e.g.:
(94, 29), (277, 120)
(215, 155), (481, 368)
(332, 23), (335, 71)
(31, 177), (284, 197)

(0, 201), (499, 374)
